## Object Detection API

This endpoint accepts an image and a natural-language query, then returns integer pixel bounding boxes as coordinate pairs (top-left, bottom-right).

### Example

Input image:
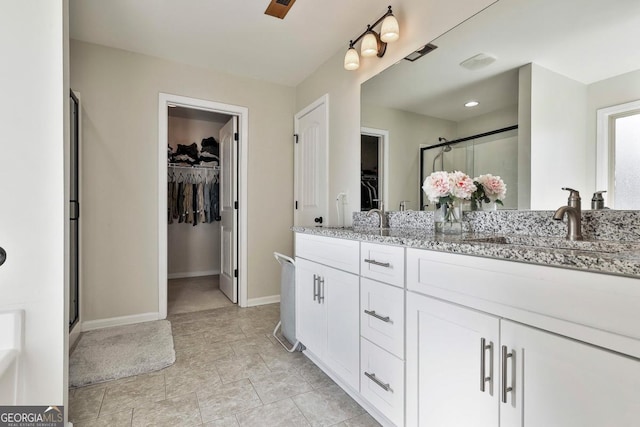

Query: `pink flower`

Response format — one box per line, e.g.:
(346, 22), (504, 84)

(476, 174), (507, 201)
(449, 171), (476, 200)
(422, 171), (451, 203)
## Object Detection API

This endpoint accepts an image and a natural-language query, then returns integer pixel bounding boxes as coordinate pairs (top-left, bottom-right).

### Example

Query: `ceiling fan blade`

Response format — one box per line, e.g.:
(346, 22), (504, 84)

(265, 0), (296, 19)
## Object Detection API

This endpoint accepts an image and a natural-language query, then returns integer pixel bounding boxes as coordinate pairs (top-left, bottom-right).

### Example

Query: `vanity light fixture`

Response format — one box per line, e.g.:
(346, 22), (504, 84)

(343, 6), (400, 71)
(464, 100), (480, 108)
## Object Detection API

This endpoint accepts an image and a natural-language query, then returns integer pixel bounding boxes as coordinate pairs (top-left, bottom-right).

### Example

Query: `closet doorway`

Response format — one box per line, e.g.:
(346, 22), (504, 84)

(360, 127), (388, 211)
(158, 94), (249, 317)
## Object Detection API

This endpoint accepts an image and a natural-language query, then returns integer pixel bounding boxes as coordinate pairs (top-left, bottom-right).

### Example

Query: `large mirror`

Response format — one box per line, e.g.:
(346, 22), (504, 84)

(361, 0), (640, 211)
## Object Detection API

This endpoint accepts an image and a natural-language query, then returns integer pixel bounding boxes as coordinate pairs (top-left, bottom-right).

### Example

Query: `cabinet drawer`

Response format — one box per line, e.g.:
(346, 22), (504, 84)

(361, 278), (405, 358)
(361, 338), (405, 427)
(295, 233), (359, 274)
(360, 242), (404, 287)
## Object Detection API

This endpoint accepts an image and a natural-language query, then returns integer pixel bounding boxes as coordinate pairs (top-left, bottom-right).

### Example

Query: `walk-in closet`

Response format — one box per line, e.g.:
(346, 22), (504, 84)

(167, 106), (235, 315)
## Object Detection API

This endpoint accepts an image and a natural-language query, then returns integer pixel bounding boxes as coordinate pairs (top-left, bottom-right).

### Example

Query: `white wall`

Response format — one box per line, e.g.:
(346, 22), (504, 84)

(295, 0), (497, 223)
(0, 0), (68, 409)
(70, 40), (295, 321)
(529, 64), (588, 209)
(167, 115), (223, 277)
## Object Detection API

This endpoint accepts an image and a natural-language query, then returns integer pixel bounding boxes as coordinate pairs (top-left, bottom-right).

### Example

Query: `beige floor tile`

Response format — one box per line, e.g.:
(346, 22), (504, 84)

(173, 331), (207, 350)
(73, 409), (133, 427)
(332, 413), (382, 427)
(214, 353), (270, 383)
(295, 361), (336, 390)
(291, 384), (365, 426)
(174, 341), (234, 366)
(197, 379), (263, 423)
(131, 392), (202, 427)
(249, 370), (313, 404)
(165, 362), (221, 399)
(230, 335), (279, 356)
(100, 373), (166, 416)
(236, 398), (310, 427)
(203, 415), (240, 426)
(259, 347), (309, 373)
(68, 385), (106, 422)
(168, 276), (234, 315)
(203, 325), (247, 344)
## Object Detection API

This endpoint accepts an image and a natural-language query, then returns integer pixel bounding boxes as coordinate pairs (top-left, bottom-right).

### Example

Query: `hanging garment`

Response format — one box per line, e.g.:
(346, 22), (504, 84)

(210, 178), (220, 222)
(184, 183), (193, 224)
(191, 183), (198, 226)
(204, 181), (211, 223)
(177, 182), (185, 223)
(197, 182), (206, 224)
(171, 181), (179, 220)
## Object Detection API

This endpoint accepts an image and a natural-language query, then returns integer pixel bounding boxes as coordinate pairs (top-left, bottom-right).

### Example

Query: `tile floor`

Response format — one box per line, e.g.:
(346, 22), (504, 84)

(167, 276), (235, 315)
(69, 303), (381, 426)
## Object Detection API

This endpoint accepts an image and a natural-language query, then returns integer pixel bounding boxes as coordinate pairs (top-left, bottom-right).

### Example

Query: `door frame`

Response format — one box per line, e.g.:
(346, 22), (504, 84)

(158, 93), (249, 316)
(596, 99), (640, 208)
(360, 127), (389, 210)
(294, 94), (329, 226)
(69, 90), (82, 349)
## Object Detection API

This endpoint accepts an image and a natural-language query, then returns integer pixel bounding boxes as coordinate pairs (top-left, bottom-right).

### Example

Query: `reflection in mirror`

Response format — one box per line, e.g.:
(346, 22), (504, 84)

(419, 127), (519, 209)
(361, 0), (640, 211)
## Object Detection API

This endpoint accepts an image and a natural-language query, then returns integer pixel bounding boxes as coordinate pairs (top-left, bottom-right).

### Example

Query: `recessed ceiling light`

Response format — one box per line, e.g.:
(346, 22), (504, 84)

(465, 100), (480, 108)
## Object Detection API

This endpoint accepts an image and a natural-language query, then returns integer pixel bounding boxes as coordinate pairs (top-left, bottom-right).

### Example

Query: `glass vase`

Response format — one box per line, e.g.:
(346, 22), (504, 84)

(434, 202), (463, 234)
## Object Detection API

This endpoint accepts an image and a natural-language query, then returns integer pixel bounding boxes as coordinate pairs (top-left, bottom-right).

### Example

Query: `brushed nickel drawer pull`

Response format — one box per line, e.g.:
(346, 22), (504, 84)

(480, 338), (492, 392)
(312, 274), (318, 301)
(364, 258), (391, 268)
(318, 277), (325, 303)
(364, 371), (392, 392)
(501, 345), (514, 403)
(364, 309), (391, 323)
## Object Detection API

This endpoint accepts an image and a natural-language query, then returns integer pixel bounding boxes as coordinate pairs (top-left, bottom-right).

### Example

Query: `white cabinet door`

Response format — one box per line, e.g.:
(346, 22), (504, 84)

(500, 320), (640, 427)
(406, 293), (500, 427)
(295, 258), (326, 358)
(324, 266), (360, 391)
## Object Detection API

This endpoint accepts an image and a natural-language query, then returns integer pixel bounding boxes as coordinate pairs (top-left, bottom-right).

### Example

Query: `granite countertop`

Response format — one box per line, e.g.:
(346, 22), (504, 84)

(292, 225), (640, 279)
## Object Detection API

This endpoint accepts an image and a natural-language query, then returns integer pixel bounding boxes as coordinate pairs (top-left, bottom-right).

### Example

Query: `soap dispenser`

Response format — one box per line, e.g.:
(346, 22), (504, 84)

(591, 191), (606, 210)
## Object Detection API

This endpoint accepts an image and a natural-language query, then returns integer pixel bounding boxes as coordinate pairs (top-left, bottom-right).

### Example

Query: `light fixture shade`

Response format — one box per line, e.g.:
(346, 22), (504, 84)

(361, 31), (379, 57)
(344, 47), (360, 70)
(380, 14), (400, 43)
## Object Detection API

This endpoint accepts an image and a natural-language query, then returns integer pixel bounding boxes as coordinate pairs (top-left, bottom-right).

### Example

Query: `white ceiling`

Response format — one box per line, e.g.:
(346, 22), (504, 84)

(69, 0), (393, 87)
(362, 0), (640, 122)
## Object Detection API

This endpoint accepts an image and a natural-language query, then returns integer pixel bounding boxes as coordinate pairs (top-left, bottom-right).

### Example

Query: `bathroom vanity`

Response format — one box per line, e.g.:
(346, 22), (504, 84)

(292, 211), (640, 427)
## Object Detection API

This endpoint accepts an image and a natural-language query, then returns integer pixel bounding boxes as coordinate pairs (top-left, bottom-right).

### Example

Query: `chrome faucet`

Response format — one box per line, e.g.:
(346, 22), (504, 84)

(367, 200), (387, 230)
(553, 187), (583, 241)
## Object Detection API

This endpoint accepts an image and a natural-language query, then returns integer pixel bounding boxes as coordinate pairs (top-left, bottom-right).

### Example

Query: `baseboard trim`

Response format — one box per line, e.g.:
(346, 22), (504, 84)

(246, 295), (281, 307)
(81, 312), (161, 332)
(168, 270), (220, 280)
(69, 322), (81, 351)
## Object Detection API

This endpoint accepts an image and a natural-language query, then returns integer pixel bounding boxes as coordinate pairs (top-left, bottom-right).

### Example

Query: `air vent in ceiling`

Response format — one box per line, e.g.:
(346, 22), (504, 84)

(404, 44), (438, 62)
(265, 0), (296, 19)
(459, 53), (497, 70)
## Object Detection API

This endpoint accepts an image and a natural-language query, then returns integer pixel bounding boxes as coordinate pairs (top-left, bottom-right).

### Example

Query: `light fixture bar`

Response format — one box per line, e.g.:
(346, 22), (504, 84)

(344, 5), (399, 70)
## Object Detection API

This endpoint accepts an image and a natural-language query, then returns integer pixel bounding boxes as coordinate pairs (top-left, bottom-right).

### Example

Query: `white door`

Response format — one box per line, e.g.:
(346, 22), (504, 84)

(219, 116), (238, 303)
(294, 95), (328, 226)
(500, 320), (640, 427)
(406, 293), (500, 427)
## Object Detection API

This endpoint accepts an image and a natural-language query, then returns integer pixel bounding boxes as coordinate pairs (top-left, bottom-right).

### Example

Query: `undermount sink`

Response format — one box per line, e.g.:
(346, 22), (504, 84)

(463, 235), (633, 254)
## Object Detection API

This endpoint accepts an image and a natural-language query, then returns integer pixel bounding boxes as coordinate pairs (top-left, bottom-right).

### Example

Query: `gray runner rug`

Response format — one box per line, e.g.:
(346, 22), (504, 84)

(69, 320), (176, 387)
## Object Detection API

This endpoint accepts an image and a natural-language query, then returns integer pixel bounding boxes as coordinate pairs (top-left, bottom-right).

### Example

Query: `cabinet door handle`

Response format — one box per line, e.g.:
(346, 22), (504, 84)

(312, 274), (318, 301)
(364, 372), (392, 392)
(318, 277), (325, 303)
(501, 345), (514, 403)
(364, 258), (391, 268)
(364, 309), (390, 323)
(480, 338), (492, 392)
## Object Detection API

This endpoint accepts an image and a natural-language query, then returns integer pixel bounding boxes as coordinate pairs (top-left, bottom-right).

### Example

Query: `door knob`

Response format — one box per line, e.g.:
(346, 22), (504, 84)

(0, 247), (6, 267)
(314, 217), (323, 224)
